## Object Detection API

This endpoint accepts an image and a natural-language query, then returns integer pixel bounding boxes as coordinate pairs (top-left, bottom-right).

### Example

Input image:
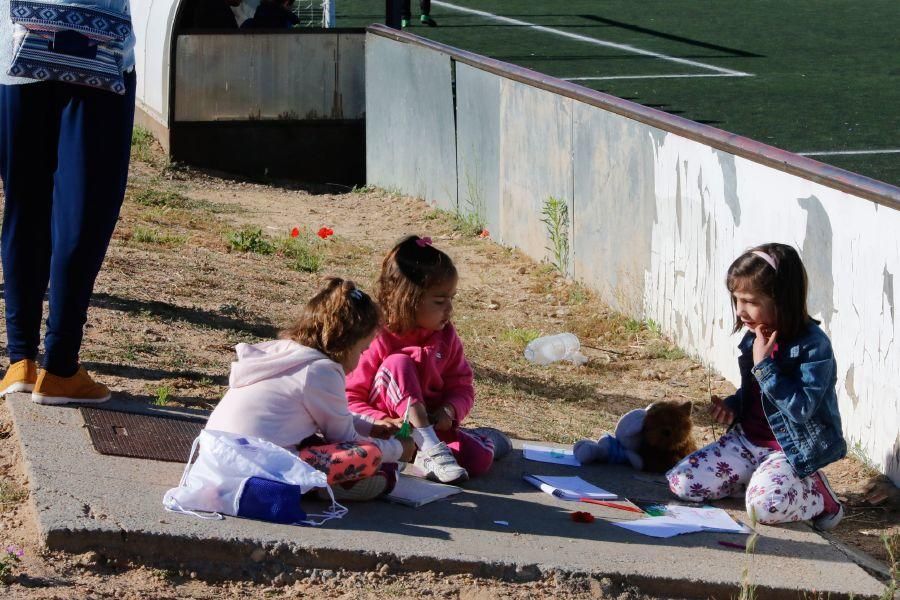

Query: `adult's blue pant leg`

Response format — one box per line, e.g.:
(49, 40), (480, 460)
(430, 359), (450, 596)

(43, 72), (136, 376)
(0, 83), (58, 364)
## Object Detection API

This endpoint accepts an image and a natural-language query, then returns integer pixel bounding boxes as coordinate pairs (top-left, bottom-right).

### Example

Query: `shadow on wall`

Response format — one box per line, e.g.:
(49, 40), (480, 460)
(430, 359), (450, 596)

(888, 434), (900, 484)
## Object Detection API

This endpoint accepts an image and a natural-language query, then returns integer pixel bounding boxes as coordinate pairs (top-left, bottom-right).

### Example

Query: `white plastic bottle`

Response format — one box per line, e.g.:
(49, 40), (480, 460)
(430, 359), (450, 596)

(524, 333), (587, 366)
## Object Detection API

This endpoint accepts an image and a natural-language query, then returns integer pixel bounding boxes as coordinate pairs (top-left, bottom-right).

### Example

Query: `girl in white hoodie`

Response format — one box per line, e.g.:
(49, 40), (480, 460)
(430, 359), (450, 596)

(206, 278), (415, 501)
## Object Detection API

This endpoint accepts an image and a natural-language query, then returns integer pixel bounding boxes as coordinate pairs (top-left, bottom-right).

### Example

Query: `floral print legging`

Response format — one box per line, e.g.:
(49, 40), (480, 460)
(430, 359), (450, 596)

(299, 441), (382, 485)
(666, 426), (825, 525)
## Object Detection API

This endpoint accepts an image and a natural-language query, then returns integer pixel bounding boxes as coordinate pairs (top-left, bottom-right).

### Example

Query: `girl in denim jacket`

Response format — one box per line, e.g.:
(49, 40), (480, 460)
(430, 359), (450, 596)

(667, 243), (846, 530)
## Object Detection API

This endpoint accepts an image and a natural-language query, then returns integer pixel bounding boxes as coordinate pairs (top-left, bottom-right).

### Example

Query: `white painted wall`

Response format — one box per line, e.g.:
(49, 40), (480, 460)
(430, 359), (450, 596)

(132, 0), (181, 126)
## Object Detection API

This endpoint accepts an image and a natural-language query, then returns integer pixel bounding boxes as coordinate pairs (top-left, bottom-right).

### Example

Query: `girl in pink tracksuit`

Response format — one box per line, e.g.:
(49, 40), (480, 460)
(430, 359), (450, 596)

(346, 235), (495, 483)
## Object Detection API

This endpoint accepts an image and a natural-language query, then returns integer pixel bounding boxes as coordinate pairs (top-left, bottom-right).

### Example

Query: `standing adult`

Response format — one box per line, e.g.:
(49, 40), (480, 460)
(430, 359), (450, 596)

(401, 0), (436, 28)
(0, 0), (136, 404)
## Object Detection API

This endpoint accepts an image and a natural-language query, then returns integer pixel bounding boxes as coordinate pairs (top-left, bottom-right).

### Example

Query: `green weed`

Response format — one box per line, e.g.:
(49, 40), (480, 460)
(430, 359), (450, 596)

(150, 567), (178, 582)
(881, 532), (898, 600)
(541, 196), (569, 275)
(568, 284), (590, 305)
(154, 385), (172, 406)
(645, 318), (662, 335)
(736, 511), (759, 600)
(131, 126), (156, 163)
(351, 184), (377, 193)
(648, 342), (686, 360)
(275, 232), (322, 273)
(501, 328), (541, 347)
(132, 226), (185, 247)
(423, 206), (484, 237)
(121, 341), (155, 363)
(133, 188), (193, 209)
(652, 346), (687, 360)
(0, 480), (26, 507)
(849, 441), (882, 477)
(0, 545), (23, 583)
(623, 318), (644, 334)
(227, 228), (275, 255)
(456, 170), (487, 237)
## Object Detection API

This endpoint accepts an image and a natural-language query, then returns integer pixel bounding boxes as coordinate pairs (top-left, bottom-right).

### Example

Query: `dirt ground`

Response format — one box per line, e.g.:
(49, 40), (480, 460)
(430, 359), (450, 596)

(0, 136), (896, 598)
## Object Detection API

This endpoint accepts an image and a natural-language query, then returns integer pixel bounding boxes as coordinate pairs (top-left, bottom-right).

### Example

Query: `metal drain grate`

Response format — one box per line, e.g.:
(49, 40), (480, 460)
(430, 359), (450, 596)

(80, 408), (205, 463)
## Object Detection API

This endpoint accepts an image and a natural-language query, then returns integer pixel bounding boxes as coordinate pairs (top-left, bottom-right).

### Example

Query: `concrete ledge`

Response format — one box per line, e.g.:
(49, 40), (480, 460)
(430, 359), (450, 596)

(8, 394), (887, 599)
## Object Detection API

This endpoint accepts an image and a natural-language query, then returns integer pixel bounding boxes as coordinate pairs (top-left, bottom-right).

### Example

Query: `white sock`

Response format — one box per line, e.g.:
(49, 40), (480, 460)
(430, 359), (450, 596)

(412, 425), (440, 451)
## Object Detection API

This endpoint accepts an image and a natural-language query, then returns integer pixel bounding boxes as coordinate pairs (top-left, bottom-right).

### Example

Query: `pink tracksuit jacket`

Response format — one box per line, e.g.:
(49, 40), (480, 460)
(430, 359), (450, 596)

(345, 324), (475, 422)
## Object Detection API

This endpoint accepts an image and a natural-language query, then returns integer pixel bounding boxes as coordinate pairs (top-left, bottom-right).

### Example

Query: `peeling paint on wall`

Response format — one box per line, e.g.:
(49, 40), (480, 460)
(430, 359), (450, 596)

(844, 365), (858, 409)
(798, 195), (836, 331)
(715, 151), (740, 227)
(884, 266), (895, 324)
(675, 159), (683, 240)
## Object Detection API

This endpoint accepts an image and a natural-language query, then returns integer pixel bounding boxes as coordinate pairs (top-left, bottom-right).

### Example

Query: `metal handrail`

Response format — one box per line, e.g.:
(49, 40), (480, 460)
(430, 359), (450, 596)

(367, 24), (900, 210)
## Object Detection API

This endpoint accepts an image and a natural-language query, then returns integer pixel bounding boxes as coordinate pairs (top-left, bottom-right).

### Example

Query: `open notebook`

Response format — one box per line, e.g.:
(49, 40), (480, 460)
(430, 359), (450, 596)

(523, 474), (616, 500)
(384, 475), (462, 508)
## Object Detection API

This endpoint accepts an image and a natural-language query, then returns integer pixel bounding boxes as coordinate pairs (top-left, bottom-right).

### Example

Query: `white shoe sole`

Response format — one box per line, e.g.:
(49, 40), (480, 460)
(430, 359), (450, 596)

(419, 462), (469, 484)
(31, 392), (111, 406)
(0, 382), (35, 396)
(430, 471), (468, 484)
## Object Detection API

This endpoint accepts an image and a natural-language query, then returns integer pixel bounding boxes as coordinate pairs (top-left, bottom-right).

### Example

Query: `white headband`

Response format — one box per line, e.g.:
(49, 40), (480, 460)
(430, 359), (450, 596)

(752, 250), (778, 271)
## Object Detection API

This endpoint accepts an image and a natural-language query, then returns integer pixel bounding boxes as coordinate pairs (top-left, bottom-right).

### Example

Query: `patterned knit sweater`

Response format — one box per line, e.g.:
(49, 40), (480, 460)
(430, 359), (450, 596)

(0, 0), (135, 87)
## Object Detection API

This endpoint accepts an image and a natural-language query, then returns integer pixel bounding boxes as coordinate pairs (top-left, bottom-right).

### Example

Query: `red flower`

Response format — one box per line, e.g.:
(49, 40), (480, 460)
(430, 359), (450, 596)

(479, 229), (490, 239)
(317, 227), (334, 239)
(570, 511), (595, 523)
(291, 227), (300, 238)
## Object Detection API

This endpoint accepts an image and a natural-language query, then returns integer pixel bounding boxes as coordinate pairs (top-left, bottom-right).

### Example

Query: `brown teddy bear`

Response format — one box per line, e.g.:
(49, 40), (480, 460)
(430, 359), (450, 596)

(573, 401), (698, 473)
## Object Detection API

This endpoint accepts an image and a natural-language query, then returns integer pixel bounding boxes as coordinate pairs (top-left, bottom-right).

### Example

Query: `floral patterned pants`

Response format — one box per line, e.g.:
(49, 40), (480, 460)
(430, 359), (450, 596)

(298, 441), (382, 485)
(666, 426), (825, 525)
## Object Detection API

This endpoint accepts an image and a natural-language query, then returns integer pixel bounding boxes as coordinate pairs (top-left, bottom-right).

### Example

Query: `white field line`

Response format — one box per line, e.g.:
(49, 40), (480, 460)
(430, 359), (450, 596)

(798, 149), (900, 157)
(565, 73), (742, 81)
(431, 0), (752, 77)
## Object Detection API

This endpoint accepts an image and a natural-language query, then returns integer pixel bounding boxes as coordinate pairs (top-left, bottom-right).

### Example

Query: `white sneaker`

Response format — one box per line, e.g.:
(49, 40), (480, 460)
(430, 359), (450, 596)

(414, 442), (468, 483)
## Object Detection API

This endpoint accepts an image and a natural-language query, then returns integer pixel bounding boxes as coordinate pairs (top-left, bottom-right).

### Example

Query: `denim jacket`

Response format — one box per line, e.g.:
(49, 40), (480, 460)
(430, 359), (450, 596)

(724, 321), (846, 478)
(0, 0), (135, 85)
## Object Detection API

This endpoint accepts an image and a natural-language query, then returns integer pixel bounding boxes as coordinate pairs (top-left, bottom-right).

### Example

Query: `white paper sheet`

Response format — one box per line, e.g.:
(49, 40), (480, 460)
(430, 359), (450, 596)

(613, 516), (704, 538)
(614, 504), (751, 538)
(522, 443), (581, 466)
(662, 505), (750, 533)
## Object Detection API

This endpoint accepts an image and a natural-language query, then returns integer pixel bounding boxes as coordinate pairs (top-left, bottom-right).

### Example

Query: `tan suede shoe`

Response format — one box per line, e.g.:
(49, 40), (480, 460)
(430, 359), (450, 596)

(31, 366), (111, 405)
(0, 359), (38, 396)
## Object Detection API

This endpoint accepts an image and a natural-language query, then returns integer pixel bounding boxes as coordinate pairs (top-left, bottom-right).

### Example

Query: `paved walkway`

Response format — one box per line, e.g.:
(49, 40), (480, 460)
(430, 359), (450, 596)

(7, 395), (887, 599)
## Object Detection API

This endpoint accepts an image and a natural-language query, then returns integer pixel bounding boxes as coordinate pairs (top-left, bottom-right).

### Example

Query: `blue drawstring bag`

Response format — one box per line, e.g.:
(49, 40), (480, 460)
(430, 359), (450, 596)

(237, 477), (306, 524)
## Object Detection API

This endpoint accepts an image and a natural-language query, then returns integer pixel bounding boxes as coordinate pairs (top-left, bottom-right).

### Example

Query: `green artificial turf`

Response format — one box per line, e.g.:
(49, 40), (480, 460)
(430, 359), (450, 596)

(338, 0), (900, 187)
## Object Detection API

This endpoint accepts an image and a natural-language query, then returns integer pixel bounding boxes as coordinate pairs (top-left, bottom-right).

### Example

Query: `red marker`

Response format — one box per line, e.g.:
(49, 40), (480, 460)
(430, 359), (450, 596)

(579, 498), (645, 514)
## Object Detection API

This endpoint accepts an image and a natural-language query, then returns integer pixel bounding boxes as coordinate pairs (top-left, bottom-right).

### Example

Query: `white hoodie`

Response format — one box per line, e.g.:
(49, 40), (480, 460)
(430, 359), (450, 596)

(205, 340), (403, 463)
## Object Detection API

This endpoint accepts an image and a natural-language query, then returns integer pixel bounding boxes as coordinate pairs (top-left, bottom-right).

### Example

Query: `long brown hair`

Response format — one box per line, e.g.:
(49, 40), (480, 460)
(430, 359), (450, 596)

(726, 243), (810, 340)
(281, 277), (380, 363)
(377, 235), (457, 333)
